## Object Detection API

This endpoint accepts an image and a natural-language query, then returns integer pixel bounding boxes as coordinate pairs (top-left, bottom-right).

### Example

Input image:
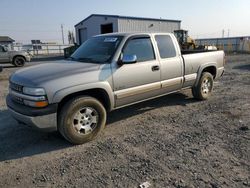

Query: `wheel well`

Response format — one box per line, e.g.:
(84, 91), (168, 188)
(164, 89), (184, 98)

(13, 55), (26, 62)
(202, 66), (216, 78)
(57, 88), (111, 114)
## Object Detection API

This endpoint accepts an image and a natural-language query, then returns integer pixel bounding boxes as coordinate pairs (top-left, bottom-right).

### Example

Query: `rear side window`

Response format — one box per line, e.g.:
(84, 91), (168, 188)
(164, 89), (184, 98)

(123, 37), (155, 62)
(155, 35), (176, 58)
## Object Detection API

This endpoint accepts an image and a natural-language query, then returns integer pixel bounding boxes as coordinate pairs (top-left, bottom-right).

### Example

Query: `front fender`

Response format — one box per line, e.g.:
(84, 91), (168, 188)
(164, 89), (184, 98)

(52, 82), (115, 109)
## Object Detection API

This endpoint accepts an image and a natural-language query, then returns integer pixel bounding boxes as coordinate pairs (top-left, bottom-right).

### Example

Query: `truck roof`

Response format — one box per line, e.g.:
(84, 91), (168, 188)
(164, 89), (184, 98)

(95, 32), (172, 38)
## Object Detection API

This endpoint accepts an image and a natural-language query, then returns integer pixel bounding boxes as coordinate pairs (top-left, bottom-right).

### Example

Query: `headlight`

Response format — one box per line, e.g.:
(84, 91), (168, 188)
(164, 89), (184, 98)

(23, 87), (46, 96)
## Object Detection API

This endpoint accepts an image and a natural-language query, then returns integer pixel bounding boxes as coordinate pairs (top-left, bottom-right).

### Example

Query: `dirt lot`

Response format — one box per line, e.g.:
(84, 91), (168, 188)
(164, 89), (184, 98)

(0, 55), (249, 188)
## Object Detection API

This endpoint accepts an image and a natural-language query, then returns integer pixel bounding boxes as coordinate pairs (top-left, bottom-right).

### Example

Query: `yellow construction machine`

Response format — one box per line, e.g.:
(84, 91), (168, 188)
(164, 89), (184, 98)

(174, 29), (218, 51)
(174, 29), (196, 50)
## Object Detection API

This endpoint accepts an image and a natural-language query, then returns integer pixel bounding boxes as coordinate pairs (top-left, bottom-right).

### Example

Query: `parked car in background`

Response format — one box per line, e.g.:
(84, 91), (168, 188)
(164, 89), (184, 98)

(0, 45), (31, 67)
(7, 32), (225, 144)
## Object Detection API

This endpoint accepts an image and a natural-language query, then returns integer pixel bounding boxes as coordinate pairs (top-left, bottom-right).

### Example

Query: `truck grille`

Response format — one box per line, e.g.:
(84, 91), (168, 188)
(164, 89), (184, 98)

(9, 82), (24, 104)
(11, 95), (24, 104)
(10, 82), (23, 93)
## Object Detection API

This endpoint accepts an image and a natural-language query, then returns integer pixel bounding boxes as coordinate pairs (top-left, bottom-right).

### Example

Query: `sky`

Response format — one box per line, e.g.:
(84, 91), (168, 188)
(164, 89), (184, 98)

(0, 0), (249, 44)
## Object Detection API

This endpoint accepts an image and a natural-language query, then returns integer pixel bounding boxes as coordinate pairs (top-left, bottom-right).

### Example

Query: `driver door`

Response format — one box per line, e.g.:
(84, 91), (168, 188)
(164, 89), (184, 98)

(112, 35), (161, 107)
(0, 46), (9, 63)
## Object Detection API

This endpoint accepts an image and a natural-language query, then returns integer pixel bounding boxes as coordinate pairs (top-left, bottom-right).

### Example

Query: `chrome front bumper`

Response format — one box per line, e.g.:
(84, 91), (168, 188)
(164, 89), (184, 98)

(8, 107), (57, 131)
(25, 55), (31, 62)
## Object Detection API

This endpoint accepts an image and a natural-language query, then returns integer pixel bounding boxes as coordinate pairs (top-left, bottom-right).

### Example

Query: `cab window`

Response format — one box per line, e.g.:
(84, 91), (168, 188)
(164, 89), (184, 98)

(155, 35), (176, 58)
(123, 37), (155, 62)
(0, 46), (4, 52)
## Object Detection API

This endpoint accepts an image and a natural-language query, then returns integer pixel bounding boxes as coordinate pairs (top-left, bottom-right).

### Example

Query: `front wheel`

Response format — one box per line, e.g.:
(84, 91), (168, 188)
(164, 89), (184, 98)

(192, 72), (214, 100)
(12, 56), (25, 67)
(58, 96), (106, 144)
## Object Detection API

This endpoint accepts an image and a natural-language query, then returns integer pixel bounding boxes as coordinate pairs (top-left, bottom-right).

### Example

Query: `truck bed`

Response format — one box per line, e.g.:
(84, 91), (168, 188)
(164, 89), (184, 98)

(182, 50), (224, 79)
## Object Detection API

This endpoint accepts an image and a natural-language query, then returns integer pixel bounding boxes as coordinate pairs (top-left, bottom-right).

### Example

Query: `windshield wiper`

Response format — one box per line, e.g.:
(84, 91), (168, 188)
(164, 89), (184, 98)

(76, 58), (102, 64)
(68, 57), (76, 61)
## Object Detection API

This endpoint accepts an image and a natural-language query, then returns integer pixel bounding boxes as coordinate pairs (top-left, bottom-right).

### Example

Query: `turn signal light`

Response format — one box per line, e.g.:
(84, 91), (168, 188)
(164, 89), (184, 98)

(24, 100), (48, 108)
(34, 101), (49, 107)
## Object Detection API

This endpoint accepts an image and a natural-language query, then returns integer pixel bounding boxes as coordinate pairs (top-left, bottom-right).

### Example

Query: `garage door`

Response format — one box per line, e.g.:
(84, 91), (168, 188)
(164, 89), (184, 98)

(78, 28), (87, 44)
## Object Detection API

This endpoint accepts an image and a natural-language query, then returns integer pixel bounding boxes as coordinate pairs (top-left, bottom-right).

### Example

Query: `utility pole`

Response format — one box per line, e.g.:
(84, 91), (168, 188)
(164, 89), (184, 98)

(61, 24), (64, 44)
(227, 29), (230, 38)
(222, 29), (225, 38)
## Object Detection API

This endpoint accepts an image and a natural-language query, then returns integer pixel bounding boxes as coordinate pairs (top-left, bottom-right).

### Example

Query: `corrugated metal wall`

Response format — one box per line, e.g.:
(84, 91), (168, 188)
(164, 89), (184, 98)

(195, 36), (250, 53)
(75, 15), (181, 45)
(75, 16), (119, 44)
(118, 18), (180, 33)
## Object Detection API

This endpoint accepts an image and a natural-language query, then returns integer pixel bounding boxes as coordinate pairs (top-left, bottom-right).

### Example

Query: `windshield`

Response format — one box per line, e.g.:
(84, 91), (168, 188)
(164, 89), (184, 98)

(70, 36), (123, 64)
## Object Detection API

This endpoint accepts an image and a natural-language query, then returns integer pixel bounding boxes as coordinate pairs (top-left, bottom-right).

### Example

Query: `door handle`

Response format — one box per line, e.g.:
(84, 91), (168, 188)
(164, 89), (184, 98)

(151, 65), (160, 71)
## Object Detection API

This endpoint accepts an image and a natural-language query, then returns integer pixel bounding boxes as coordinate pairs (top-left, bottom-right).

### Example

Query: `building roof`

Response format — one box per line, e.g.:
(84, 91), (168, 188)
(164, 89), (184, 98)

(75, 14), (181, 27)
(0, 36), (15, 43)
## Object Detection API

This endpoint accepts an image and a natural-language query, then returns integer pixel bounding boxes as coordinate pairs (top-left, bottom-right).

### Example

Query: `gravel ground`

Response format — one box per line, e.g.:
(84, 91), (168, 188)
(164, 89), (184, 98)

(0, 55), (249, 188)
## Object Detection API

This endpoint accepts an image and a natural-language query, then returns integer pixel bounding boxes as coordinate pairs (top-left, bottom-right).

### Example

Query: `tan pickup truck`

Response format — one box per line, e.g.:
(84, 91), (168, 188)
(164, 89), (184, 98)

(7, 32), (225, 144)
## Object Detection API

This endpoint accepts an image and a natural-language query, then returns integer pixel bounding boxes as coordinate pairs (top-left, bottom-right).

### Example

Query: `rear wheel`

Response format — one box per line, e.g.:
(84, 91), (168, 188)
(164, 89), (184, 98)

(192, 72), (214, 100)
(12, 56), (25, 67)
(58, 96), (106, 144)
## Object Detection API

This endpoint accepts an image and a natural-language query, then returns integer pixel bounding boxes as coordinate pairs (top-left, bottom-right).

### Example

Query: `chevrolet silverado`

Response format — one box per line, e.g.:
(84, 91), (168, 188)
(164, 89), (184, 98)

(7, 32), (225, 144)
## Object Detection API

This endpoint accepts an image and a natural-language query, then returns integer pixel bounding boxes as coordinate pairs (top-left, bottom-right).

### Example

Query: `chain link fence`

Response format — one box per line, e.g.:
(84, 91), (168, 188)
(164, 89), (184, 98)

(13, 44), (73, 56)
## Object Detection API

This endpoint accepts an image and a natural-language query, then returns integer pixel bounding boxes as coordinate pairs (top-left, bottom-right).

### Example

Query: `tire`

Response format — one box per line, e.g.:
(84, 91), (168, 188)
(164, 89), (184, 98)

(58, 96), (106, 144)
(12, 56), (25, 67)
(192, 72), (214, 100)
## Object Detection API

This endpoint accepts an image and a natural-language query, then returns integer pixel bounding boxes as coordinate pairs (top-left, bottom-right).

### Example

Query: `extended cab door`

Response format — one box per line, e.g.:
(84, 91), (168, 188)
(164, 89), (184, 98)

(154, 34), (184, 93)
(112, 35), (161, 107)
(0, 46), (9, 63)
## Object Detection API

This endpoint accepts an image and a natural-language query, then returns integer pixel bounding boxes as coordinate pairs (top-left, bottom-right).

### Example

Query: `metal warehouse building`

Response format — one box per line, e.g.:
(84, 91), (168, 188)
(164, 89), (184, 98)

(75, 14), (181, 45)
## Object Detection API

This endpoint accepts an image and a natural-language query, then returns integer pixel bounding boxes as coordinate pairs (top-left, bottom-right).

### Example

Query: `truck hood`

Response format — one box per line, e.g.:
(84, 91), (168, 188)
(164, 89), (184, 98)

(10, 60), (102, 86)
(9, 50), (28, 56)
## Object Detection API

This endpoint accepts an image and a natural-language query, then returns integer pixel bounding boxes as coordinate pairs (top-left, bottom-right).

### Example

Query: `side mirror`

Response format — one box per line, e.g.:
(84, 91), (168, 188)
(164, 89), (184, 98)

(3, 47), (8, 52)
(119, 54), (137, 65)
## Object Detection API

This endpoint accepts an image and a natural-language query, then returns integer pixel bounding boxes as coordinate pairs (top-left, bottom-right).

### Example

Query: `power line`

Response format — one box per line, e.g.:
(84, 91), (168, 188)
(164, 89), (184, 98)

(191, 31), (222, 39)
